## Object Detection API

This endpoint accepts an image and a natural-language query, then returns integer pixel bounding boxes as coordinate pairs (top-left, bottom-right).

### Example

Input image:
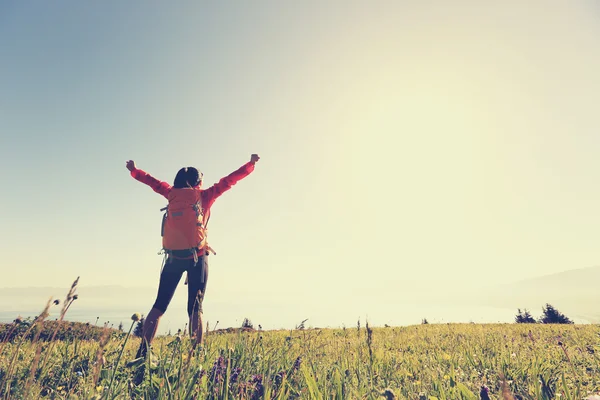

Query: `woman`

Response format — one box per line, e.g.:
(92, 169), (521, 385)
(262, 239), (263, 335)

(126, 154), (260, 358)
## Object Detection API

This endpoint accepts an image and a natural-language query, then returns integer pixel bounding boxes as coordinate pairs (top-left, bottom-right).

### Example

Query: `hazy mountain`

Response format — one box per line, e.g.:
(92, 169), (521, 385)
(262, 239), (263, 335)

(0, 285), (156, 312)
(2, 266), (599, 328)
(478, 265), (600, 323)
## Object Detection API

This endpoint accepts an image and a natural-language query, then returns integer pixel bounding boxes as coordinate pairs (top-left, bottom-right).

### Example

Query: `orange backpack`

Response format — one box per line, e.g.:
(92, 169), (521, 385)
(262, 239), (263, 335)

(160, 188), (208, 256)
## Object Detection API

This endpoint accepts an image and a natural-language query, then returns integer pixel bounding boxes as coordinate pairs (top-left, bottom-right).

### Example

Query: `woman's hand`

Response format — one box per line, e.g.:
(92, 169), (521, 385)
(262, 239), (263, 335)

(126, 160), (136, 172)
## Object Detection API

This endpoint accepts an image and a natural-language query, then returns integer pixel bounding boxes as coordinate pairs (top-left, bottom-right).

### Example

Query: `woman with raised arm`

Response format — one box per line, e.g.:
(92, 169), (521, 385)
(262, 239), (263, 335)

(126, 154), (260, 358)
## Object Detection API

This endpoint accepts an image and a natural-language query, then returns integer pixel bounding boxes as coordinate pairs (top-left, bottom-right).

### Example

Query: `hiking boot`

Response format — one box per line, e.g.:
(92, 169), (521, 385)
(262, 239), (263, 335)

(135, 341), (149, 359)
(127, 343), (158, 369)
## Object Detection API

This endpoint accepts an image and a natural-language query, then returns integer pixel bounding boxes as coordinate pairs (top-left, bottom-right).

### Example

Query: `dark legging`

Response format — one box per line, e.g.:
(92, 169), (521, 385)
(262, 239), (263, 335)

(153, 254), (209, 316)
(136, 254), (209, 358)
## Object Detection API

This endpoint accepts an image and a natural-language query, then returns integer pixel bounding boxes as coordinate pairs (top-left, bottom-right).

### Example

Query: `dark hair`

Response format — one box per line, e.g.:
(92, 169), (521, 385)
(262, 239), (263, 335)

(173, 167), (202, 188)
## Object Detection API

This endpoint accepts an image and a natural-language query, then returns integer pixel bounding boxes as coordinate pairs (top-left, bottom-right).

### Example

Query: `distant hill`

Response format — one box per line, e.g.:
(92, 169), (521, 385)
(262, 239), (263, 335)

(0, 319), (118, 342)
(2, 266), (600, 327)
(510, 265), (600, 290)
(479, 265), (600, 323)
(0, 285), (156, 313)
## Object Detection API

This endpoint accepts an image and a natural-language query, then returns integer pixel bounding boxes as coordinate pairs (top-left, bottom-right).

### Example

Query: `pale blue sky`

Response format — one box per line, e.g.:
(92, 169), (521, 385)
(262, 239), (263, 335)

(2, 1), (600, 328)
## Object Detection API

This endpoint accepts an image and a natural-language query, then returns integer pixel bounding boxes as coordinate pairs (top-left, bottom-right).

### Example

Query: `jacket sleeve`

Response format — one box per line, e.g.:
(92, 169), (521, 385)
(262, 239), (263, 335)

(202, 162), (255, 206)
(130, 168), (172, 199)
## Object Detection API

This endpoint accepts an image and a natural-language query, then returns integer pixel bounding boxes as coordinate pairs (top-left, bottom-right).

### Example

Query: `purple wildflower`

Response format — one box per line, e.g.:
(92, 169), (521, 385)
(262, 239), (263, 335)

(250, 374), (264, 400)
(293, 356), (302, 371)
(275, 370), (286, 387)
(480, 385), (491, 400)
(209, 356), (227, 384)
(230, 367), (242, 385)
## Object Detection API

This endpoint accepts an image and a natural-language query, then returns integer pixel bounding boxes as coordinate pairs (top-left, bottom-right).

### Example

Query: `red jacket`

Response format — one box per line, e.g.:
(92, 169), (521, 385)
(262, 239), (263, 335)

(131, 162), (255, 229)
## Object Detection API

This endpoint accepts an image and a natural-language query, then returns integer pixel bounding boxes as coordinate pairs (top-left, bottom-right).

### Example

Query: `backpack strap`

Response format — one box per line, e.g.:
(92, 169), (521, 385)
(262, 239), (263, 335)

(160, 206), (168, 237)
(158, 249), (170, 277)
(192, 248), (198, 265)
(192, 197), (217, 256)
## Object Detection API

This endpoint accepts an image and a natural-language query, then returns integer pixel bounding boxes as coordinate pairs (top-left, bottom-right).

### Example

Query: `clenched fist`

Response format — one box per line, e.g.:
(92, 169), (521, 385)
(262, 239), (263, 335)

(125, 160), (136, 172)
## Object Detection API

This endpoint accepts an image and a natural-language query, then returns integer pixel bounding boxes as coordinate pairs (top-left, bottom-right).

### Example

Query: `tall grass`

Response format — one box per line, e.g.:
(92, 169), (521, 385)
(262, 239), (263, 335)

(1, 282), (600, 399)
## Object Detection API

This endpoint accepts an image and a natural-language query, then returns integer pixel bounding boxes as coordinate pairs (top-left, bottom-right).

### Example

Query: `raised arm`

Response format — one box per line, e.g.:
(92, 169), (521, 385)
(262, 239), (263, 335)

(126, 160), (171, 199)
(202, 154), (259, 206)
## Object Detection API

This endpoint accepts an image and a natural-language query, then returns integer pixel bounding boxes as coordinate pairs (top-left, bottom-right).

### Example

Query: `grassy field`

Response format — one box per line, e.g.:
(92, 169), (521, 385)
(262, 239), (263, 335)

(1, 316), (600, 399)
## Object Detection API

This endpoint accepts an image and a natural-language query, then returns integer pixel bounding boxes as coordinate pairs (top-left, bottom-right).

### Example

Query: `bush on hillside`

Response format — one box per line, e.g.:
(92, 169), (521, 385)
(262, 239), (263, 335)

(0, 319), (118, 342)
(515, 309), (536, 324)
(539, 304), (573, 324)
(242, 318), (254, 330)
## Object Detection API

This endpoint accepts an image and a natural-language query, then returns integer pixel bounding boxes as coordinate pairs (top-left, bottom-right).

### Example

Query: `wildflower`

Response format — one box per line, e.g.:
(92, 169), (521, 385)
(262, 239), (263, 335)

(131, 313), (141, 322)
(249, 375), (264, 400)
(480, 385), (491, 400)
(230, 367), (242, 385)
(383, 388), (397, 400)
(274, 371), (286, 387)
(209, 356), (227, 384)
(293, 356), (302, 371)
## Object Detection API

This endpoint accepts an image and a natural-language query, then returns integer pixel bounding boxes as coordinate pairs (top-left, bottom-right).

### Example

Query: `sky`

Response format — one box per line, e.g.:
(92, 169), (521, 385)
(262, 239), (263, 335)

(1, 1), (600, 328)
